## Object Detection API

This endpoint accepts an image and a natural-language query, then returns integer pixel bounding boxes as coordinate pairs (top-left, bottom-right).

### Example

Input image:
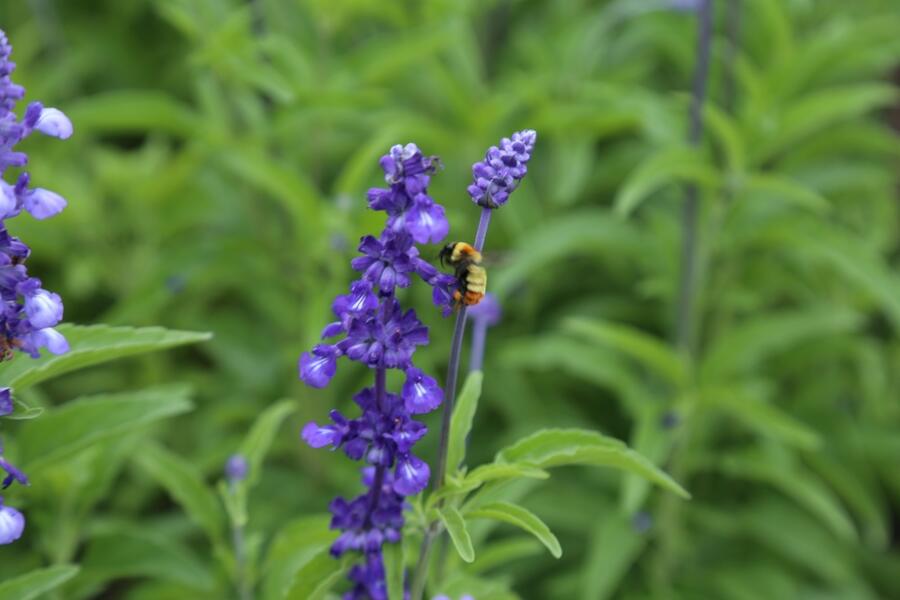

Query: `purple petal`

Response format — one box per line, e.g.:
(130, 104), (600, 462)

(393, 454), (430, 496)
(301, 421), (340, 448)
(0, 389), (11, 417)
(0, 502), (24, 545)
(299, 345), (338, 388)
(406, 196), (449, 244)
(24, 188), (67, 220)
(0, 183), (17, 219)
(402, 368), (442, 414)
(35, 107), (73, 139)
(24, 289), (63, 328)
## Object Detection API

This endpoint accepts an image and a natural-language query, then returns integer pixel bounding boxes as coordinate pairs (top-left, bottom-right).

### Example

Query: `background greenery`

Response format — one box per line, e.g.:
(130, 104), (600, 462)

(1, 0), (899, 598)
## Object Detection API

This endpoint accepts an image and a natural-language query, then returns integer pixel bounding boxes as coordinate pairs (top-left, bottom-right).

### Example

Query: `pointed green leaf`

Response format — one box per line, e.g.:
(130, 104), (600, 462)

(0, 324), (211, 391)
(497, 428), (689, 499)
(239, 400), (297, 486)
(262, 515), (335, 600)
(0, 565), (80, 600)
(564, 318), (686, 388)
(439, 506), (475, 563)
(463, 463), (550, 487)
(614, 146), (719, 216)
(18, 385), (193, 470)
(465, 501), (562, 559)
(446, 371), (483, 480)
(134, 442), (226, 546)
(283, 552), (350, 600)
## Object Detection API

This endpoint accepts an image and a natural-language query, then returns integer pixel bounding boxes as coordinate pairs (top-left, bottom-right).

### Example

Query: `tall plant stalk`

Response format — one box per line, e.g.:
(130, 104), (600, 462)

(410, 207), (493, 600)
(657, 0), (714, 589)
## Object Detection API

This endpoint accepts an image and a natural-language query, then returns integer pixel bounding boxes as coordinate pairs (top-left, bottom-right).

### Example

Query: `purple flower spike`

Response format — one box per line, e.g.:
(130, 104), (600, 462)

(402, 367), (443, 414)
(298, 141), (452, 597)
(0, 498), (24, 544)
(0, 29), (71, 364)
(467, 129), (536, 208)
(0, 388), (11, 416)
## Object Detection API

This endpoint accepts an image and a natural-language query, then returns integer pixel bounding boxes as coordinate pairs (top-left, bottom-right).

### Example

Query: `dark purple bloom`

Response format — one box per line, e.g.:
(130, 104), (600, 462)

(467, 130), (536, 208)
(0, 440), (28, 489)
(337, 299), (428, 369)
(0, 388), (11, 416)
(394, 453), (430, 496)
(402, 367), (443, 414)
(0, 497), (24, 544)
(299, 344), (340, 388)
(225, 454), (248, 482)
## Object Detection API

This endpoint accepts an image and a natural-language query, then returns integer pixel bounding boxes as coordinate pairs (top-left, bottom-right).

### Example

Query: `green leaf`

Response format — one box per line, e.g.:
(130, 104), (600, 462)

(739, 173), (830, 212)
(239, 400), (296, 486)
(0, 565), (80, 600)
(439, 506), (475, 563)
(496, 428), (689, 499)
(465, 501), (562, 559)
(700, 388), (821, 450)
(700, 307), (861, 381)
(66, 91), (198, 136)
(491, 211), (640, 299)
(134, 442), (226, 546)
(719, 450), (856, 542)
(564, 318), (686, 388)
(18, 385), (194, 470)
(382, 541), (405, 600)
(0, 324), (212, 392)
(445, 371), (483, 480)
(261, 515), (335, 600)
(463, 463), (550, 487)
(614, 146), (719, 216)
(581, 511), (647, 600)
(283, 552), (349, 600)
(72, 523), (215, 596)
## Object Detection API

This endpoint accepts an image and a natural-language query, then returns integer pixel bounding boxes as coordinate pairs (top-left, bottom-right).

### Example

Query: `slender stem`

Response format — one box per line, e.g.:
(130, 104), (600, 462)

(229, 481), (252, 600)
(656, 1), (714, 591)
(473, 207), (492, 250)
(674, 0), (713, 357)
(410, 206), (495, 600)
(432, 309), (469, 489)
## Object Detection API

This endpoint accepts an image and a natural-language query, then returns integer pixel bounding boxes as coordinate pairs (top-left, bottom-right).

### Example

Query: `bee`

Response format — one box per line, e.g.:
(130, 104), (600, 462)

(439, 241), (487, 308)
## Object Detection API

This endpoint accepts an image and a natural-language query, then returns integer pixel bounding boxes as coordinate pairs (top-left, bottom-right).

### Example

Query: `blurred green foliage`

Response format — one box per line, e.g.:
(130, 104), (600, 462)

(1, 0), (899, 598)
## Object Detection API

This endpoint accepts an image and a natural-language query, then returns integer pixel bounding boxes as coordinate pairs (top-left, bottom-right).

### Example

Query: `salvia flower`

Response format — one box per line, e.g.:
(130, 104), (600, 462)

(0, 29), (70, 546)
(467, 129), (536, 208)
(0, 29), (72, 362)
(225, 454), (249, 483)
(0, 388), (11, 416)
(299, 143), (450, 599)
(0, 497), (24, 544)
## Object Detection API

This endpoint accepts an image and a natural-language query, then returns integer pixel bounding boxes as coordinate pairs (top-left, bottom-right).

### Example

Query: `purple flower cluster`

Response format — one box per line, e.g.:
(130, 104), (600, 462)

(466, 130), (536, 208)
(0, 29), (71, 546)
(0, 30), (72, 362)
(299, 143), (450, 599)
